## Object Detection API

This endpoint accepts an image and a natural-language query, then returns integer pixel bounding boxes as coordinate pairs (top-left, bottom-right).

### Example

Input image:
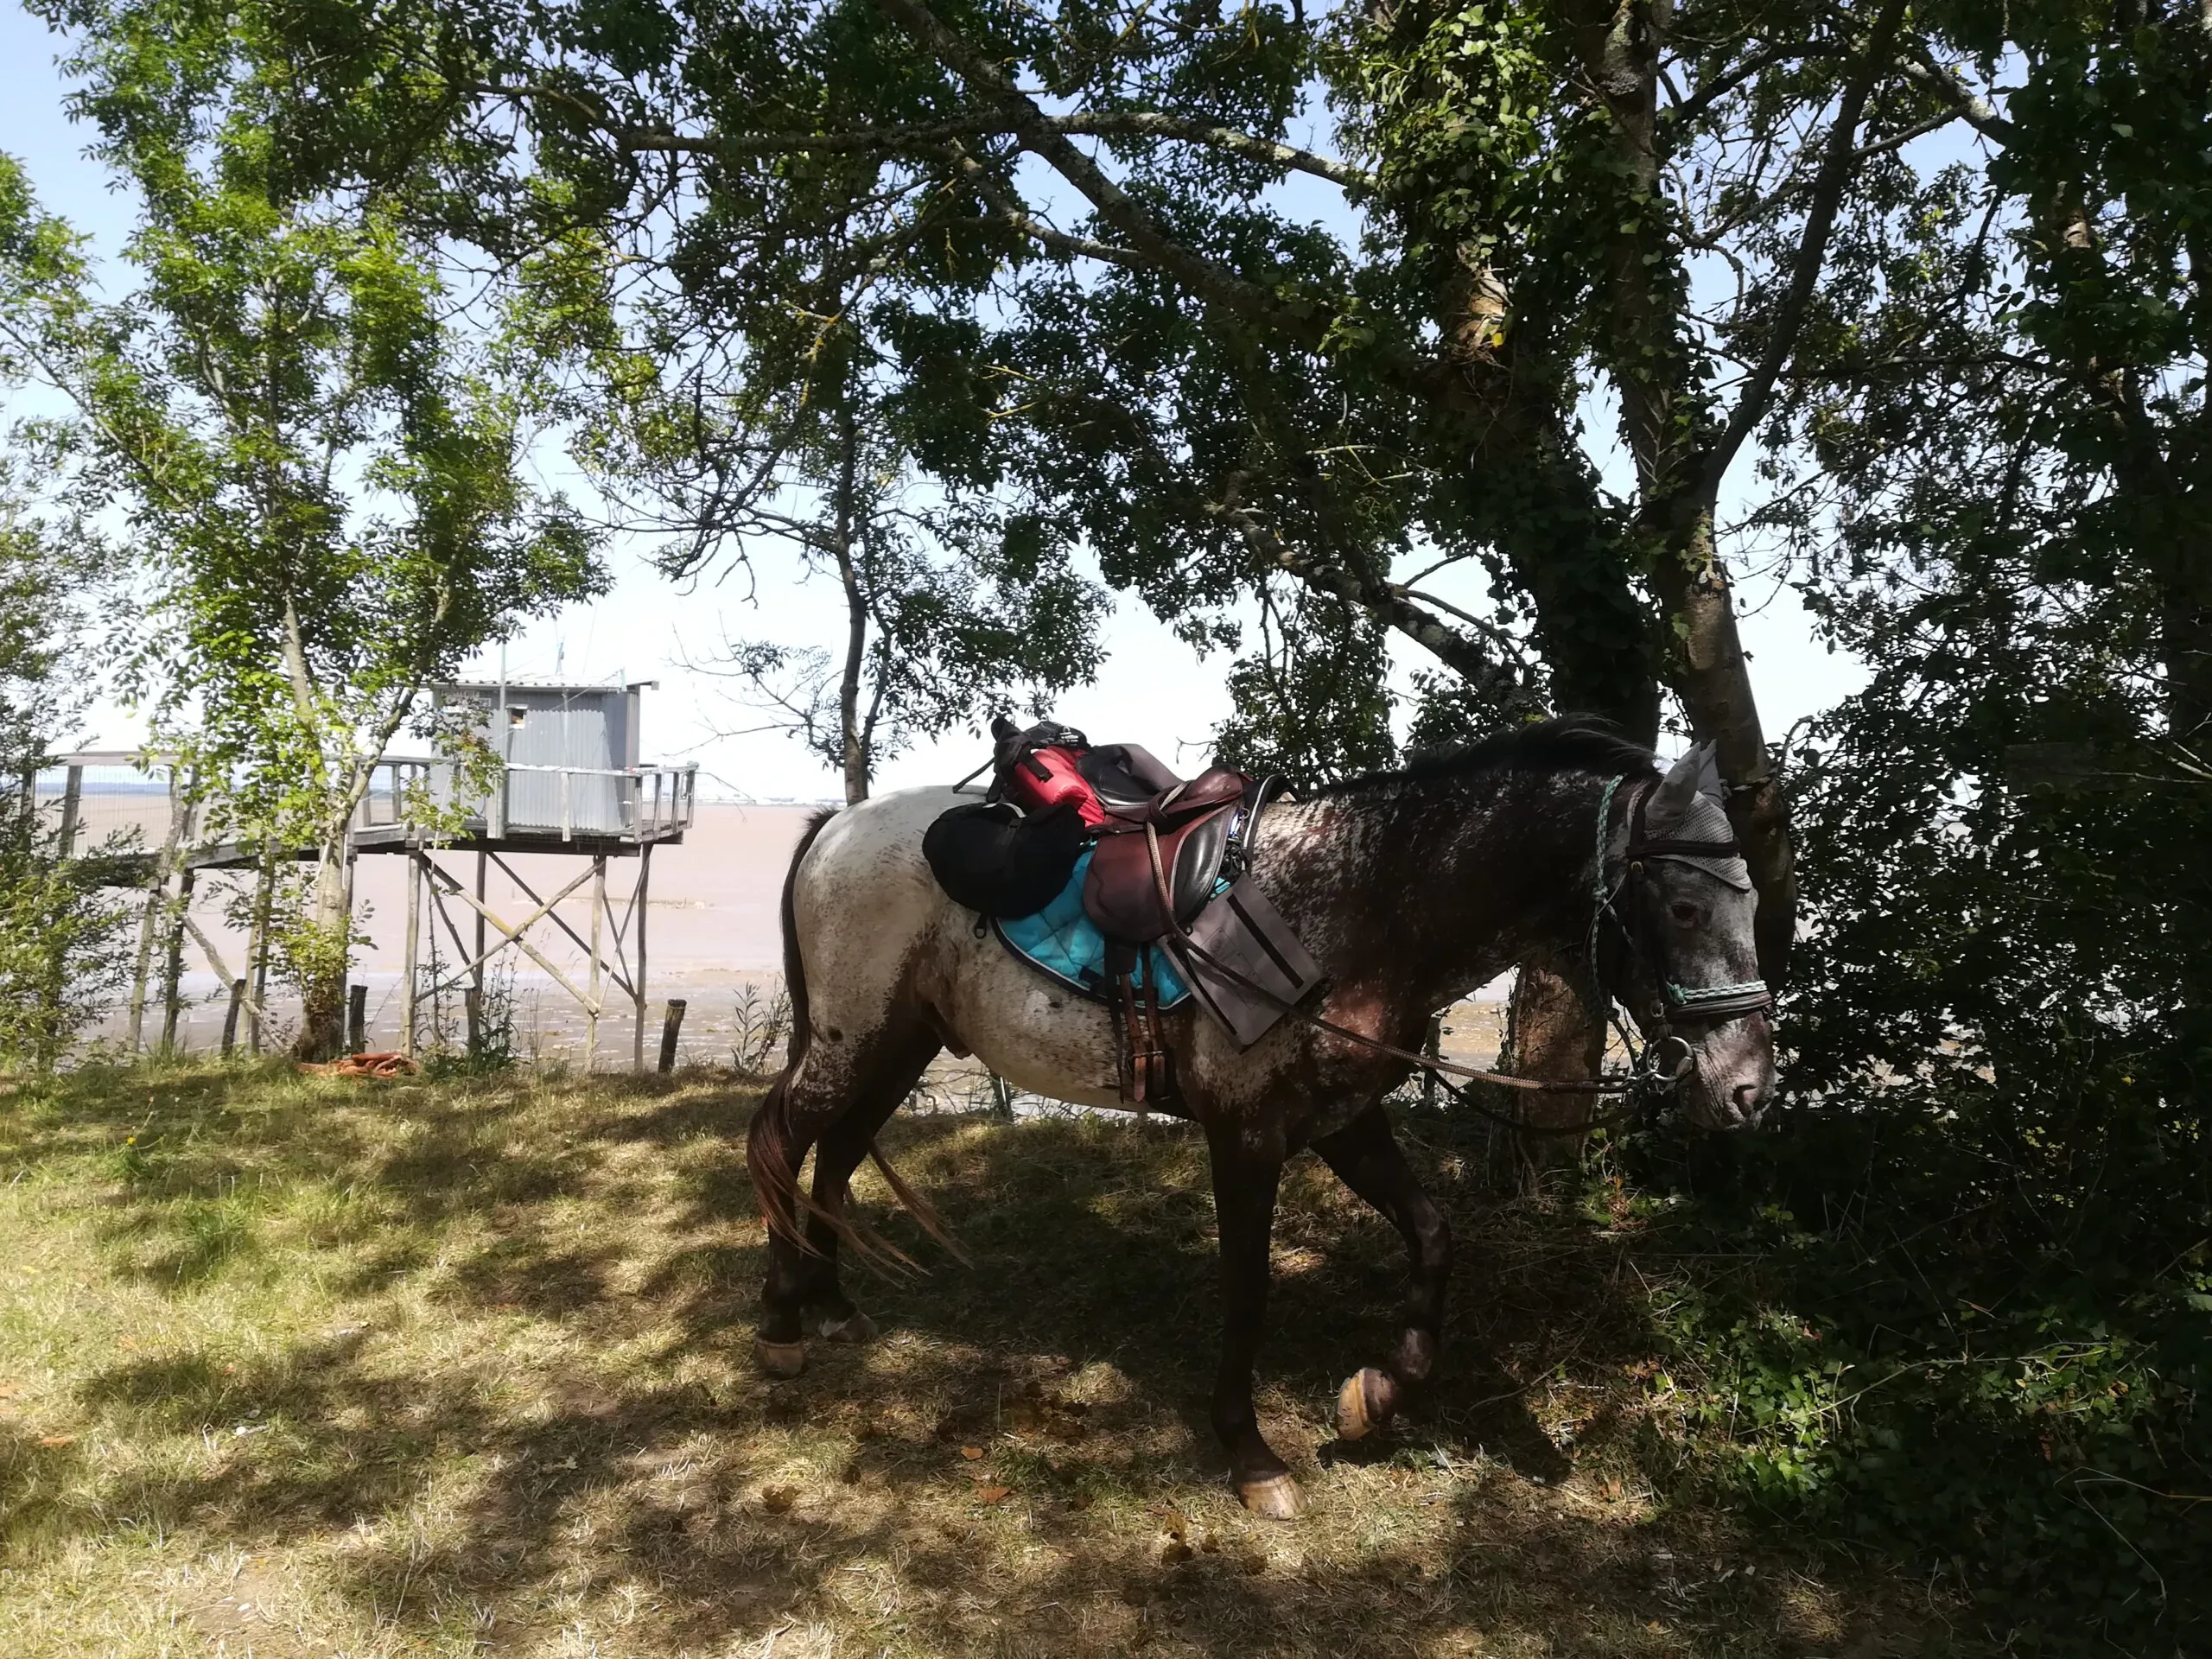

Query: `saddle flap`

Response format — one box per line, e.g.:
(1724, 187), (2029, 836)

(1081, 806), (1235, 944)
(1170, 877), (1325, 1049)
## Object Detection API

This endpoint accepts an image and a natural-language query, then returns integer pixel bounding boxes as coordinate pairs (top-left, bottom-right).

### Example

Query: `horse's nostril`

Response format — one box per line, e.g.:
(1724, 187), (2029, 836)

(1732, 1082), (1766, 1122)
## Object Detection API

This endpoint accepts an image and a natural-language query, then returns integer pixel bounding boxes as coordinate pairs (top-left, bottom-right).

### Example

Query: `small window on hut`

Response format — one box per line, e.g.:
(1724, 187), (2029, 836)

(508, 707), (527, 729)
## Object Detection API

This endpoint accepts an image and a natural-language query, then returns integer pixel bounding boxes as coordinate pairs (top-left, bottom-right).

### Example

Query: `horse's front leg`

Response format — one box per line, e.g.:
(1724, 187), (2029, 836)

(1312, 1103), (1452, 1441)
(1205, 1123), (1303, 1518)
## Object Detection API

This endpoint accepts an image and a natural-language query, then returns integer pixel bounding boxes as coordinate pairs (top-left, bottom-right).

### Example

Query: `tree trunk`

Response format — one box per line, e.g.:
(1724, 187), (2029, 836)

(830, 403), (870, 804)
(1564, 0), (1797, 983)
(1502, 962), (1607, 1175)
(1645, 503), (1796, 982)
(290, 836), (352, 1061)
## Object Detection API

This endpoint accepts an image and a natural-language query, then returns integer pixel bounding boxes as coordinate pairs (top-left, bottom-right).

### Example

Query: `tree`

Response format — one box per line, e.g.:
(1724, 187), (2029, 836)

(554, 261), (1106, 804)
(24, 0), (1810, 930)
(0, 133), (608, 1058)
(0, 167), (135, 1066)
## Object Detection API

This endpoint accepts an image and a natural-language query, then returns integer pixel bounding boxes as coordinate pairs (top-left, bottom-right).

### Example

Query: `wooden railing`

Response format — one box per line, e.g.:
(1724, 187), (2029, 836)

(354, 758), (699, 842)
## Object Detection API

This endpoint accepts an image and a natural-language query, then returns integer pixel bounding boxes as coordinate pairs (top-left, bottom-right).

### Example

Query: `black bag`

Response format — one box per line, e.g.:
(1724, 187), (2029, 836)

(923, 799), (1089, 919)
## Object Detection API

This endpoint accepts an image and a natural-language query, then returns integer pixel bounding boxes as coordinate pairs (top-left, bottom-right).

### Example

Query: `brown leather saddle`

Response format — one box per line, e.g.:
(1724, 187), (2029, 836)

(1068, 747), (1318, 1106)
(1076, 744), (1249, 944)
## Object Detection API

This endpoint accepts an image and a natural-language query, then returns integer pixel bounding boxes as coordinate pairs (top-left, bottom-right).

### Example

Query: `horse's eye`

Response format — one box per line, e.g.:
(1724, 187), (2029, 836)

(1668, 900), (1702, 928)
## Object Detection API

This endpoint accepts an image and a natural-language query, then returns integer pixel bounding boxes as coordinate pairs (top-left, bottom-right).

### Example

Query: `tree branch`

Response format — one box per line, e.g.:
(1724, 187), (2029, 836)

(1662, 40), (1844, 127)
(1892, 48), (2018, 147)
(612, 109), (1372, 189)
(1205, 489), (1531, 702)
(868, 0), (1318, 340)
(944, 143), (1155, 269)
(1703, 0), (1909, 495)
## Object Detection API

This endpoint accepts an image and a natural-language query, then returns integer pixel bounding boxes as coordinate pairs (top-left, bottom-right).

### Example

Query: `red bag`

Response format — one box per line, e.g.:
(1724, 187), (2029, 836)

(990, 720), (1110, 830)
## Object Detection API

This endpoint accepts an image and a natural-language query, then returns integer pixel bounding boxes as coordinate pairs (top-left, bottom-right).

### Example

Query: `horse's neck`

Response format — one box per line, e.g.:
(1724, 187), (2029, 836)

(1262, 772), (1599, 1008)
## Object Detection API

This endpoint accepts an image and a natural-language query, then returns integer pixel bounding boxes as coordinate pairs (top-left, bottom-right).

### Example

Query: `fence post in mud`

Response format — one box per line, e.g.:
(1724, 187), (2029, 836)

(658, 998), (687, 1074)
(347, 983), (368, 1054)
(988, 1072), (1015, 1121)
(1421, 1016), (1442, 1110)
(220, 979), (246, 1058)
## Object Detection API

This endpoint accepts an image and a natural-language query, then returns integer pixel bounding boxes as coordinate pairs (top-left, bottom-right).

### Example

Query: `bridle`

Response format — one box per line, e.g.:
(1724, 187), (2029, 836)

(1135, 766), (1772, 1132)
(1586, 773), (1775, 1092)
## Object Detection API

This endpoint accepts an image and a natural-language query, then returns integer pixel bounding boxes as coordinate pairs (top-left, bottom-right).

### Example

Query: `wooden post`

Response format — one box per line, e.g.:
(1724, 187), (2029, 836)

(246, 849), (276, 1055)
(632, 842), (652, 1072)
(56, 764), (82, 858)
(1421, 1015), (1442, 1110)
(399, 848), (422, 1058)
(658, 998), (687, 1074)
(988, 1073), (1015, 1121)
(127, 763), (190, 1056)
(347, 982), (367, 1054)
(220, 978), (247, 1058)
(159, 866), (196, 1056)
(470, 849), (487, 1058)
(584, 853), (604, 1072)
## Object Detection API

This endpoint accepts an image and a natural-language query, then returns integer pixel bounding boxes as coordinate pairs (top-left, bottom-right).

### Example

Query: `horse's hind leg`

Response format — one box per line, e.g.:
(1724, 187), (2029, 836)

(1312, 1104), (1452, 1442)
(751, 1020), (939, 1376)
(798, 1024), (941, 1342)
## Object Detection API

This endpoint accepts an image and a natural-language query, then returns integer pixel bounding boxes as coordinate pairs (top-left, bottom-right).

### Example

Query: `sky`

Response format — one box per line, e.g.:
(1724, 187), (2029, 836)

(0, 4), (1868, 801)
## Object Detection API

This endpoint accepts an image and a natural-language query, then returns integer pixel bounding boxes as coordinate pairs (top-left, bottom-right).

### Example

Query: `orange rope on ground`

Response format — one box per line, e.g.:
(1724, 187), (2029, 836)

(296, 1052), (421, 1079)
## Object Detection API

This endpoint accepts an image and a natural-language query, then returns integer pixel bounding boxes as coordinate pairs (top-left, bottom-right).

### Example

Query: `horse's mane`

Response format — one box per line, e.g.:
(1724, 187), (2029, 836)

(1314, 717), (1656, 798)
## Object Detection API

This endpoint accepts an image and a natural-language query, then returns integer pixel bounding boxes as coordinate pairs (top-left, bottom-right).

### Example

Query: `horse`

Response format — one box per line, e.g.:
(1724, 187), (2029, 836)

(745, 720), (1776, 1518)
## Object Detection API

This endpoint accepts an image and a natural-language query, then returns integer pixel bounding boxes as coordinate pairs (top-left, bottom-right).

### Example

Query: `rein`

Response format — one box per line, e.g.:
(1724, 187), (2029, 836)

(1142, 770), (1768, 1135)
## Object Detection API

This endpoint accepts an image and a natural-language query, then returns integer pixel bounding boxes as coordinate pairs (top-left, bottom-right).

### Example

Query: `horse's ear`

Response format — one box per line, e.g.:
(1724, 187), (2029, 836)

(1649, 741), (1715, 826)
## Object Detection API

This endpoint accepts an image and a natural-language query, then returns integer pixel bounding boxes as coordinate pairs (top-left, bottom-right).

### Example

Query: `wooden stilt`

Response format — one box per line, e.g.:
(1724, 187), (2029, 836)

(246, 851), (276, 1055)
(127, 764), (190, 1056)
(632, 842), (652, 1072)
(470, 849), (487, 1058)
(159, 866), (196, 1055)
(585, 853), (605, 1073)
(56, 764), (82, 858)
(400, 846), (422, 1058)
(347, 982), (367, 1054)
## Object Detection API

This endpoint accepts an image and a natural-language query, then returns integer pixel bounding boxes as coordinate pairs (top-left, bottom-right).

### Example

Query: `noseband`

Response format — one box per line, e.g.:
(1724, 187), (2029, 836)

(1591, 775), (1774, 1070)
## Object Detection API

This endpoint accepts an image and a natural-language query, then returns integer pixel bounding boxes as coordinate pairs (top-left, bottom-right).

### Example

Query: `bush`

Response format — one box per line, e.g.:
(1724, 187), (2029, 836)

(0, 847), (134, 1071)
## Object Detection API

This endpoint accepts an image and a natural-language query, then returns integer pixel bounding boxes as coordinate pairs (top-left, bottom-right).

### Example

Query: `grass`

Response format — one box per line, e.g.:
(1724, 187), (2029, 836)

(0, 1062), (1975, 1657)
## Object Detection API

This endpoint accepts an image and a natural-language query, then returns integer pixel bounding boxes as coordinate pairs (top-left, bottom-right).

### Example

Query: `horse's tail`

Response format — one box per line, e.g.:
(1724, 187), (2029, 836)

(747, 808), (836, 1255)
(744, 804), (974, 1278)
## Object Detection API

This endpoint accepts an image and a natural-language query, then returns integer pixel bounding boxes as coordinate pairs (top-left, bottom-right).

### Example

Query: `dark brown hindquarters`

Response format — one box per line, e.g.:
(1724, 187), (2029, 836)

(746, 809), (836, 1251)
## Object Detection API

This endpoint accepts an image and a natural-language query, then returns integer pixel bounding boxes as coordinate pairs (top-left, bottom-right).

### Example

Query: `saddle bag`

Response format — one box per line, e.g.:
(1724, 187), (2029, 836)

(990, 718), (1111, 830)
(921, 799), (1090, 919)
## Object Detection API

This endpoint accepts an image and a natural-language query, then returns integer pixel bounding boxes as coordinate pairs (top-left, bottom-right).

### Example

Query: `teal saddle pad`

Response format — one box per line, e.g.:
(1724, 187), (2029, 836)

(991, 847), (1194, 1007)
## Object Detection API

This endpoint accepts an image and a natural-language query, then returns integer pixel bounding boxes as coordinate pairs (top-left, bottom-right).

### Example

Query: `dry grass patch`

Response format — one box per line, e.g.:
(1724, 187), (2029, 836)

(0, 1063), (1968, 1656)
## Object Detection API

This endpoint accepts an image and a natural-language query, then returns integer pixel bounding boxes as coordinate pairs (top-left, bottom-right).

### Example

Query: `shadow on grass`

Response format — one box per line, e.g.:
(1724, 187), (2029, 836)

(3, 1065), (1936, 1656)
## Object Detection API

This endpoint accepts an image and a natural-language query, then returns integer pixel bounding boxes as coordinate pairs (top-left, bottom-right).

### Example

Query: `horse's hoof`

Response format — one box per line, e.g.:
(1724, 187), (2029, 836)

(817, 1310), (877, 1344)
(1335, 1367), (1395, 1442)
(753, 1336), (808, 1378)
(1236, 1473), (1306, 1521)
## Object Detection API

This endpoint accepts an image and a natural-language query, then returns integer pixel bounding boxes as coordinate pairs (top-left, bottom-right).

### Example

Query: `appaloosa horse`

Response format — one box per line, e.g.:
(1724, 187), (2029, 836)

(747, 721), (1775, 1517)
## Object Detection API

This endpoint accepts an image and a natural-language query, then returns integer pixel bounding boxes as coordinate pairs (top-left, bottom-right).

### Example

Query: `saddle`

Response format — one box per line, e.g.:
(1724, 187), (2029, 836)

(951, 718), (1323, 1105)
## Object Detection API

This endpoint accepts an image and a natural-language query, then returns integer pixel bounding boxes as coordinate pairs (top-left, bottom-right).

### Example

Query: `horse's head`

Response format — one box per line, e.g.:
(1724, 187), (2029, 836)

(1598, 744), (1776, 1131)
